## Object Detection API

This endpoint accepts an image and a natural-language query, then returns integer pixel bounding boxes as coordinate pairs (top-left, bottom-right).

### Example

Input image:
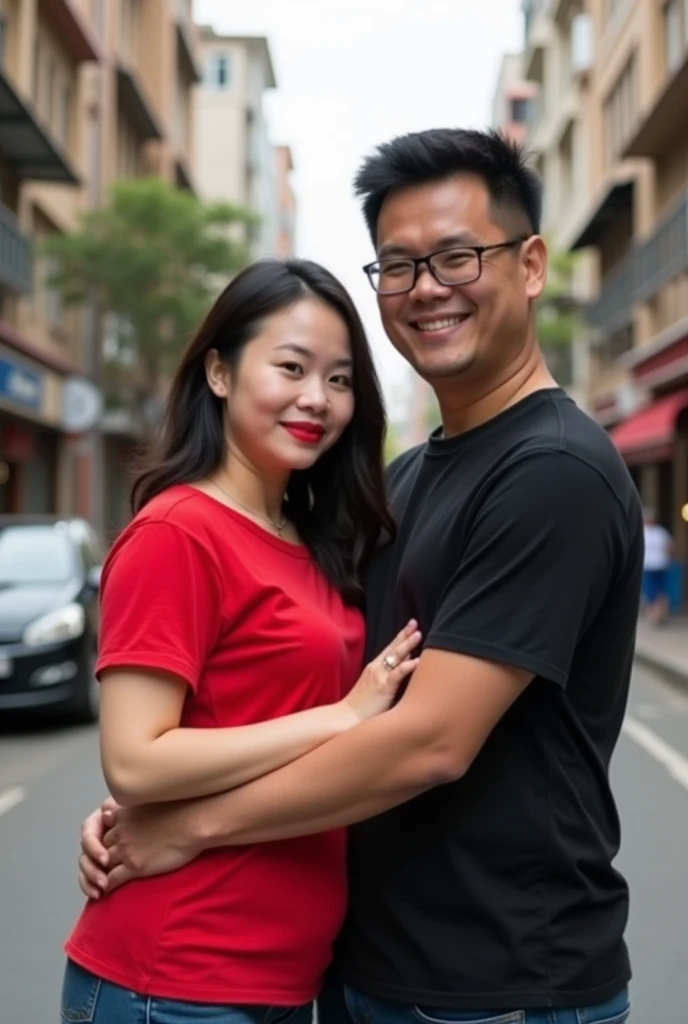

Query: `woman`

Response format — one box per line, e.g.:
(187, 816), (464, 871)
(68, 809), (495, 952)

(61, 259), (420, 1023)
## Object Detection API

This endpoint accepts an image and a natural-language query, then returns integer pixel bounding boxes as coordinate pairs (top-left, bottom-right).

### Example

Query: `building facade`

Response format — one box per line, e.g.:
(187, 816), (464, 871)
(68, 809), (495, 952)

(195, 28), (286, 258)
(0, 0), (199, 535)
(520, 0), (595, 408)
(96, 0), (201, 535)
(492, 52), (538, 147)
(274, 144), (296, 258)
(0, 0), (101, 518)
(557, 0), (688, 570)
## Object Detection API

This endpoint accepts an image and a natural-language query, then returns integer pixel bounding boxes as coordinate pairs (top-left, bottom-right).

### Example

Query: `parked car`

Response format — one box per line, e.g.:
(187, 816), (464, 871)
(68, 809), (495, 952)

(0, 516), (104, 723)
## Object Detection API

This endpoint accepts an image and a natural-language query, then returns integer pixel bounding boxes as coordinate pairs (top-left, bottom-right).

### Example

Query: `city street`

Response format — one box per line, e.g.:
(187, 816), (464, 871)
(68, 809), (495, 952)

(1, 664), (687, 1021)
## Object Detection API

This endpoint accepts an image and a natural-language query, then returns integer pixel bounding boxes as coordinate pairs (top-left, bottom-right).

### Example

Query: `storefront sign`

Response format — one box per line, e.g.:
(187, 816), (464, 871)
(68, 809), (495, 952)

(0, 357), (43, 412)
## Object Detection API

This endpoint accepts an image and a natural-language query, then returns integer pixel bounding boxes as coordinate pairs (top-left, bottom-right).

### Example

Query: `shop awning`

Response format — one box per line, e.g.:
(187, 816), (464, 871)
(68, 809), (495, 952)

(610, 388), (688, 462)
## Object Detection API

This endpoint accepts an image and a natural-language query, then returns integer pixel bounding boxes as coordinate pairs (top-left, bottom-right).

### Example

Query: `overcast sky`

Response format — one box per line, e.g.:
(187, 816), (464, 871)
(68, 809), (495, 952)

(194, 0), (524, 394)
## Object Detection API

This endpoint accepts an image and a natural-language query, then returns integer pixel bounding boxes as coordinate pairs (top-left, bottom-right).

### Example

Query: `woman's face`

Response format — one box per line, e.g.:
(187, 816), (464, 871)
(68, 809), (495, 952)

(206, 298), (355, 475)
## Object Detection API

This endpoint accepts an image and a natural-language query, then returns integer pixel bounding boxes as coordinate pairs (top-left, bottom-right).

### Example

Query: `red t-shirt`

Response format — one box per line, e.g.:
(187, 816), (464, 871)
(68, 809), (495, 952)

(65, 485), (365, 1005)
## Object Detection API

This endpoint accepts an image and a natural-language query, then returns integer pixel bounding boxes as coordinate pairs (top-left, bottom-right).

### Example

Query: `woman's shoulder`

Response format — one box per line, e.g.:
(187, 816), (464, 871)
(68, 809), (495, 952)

(111, 486), (234, 562)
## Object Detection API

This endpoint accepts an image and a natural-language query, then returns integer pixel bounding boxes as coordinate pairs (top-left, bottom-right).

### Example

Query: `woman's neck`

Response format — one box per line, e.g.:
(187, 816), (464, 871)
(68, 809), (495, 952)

(212, 457), (288, 526)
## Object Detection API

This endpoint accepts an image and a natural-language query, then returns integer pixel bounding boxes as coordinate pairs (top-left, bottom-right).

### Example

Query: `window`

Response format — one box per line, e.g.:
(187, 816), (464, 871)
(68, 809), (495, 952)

(32, 41), (41, 105)
(205, 52), (231, 90)
(510, 98), (530, 124)
(58, 84), (72, 147)
(603, 55), (637, 165)
(664, 0), (683, 73)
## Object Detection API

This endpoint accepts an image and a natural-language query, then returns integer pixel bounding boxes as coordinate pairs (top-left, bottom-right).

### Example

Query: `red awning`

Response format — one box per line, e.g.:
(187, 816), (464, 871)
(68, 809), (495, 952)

(610, 388), (688, 459)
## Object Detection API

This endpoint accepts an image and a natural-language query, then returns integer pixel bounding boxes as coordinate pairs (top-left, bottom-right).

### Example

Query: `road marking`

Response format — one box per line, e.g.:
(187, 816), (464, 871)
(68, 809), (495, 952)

(623, 716), (688, 792)
(0, 786), (26, 818)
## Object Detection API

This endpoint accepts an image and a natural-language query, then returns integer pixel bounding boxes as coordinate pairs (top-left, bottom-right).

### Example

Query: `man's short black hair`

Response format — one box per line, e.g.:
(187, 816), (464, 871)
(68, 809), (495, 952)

(354, 128), (542, 244)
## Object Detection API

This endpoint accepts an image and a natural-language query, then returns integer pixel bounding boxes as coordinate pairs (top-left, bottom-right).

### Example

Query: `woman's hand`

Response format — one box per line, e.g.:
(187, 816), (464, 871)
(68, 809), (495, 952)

(340, 620), (421, 725)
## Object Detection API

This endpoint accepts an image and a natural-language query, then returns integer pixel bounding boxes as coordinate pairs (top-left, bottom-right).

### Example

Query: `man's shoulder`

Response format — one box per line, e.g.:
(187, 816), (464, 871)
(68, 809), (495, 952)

(506, 392), (637, 507)
(386, 441), (426, 484)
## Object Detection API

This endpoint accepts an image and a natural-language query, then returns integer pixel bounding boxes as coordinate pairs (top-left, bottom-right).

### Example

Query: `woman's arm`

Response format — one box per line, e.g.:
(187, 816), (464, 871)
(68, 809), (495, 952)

(100, 622), (419, 807)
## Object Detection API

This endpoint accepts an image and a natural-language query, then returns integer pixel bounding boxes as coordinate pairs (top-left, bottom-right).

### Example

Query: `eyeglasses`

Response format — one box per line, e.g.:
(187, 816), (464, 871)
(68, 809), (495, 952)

(362, 238), (529, 295)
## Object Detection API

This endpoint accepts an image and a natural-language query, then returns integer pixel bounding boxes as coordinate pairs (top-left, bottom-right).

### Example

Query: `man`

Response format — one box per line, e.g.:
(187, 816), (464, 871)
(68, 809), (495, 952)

(79, 129), (641, 1024)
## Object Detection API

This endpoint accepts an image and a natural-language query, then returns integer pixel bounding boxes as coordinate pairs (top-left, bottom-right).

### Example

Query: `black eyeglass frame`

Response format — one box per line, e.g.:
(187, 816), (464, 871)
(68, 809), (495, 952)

(362, 237), (530, 295)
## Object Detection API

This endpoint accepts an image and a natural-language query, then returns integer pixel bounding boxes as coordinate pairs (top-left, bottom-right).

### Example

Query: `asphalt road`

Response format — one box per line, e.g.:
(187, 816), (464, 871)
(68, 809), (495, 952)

(1, 663), (687, 1022)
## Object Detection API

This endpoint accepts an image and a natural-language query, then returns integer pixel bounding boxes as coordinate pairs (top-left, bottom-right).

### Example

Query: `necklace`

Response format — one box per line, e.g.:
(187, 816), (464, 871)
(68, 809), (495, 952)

(206, 476), (287, 537)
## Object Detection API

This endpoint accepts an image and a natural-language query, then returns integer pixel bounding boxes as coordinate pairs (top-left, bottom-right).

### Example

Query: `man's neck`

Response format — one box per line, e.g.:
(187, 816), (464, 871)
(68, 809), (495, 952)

(435, 353), (557, 439)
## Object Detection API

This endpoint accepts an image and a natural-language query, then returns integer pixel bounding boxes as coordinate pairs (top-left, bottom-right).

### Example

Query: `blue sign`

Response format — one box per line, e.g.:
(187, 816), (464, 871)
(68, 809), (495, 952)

(0, 357), (43, 412)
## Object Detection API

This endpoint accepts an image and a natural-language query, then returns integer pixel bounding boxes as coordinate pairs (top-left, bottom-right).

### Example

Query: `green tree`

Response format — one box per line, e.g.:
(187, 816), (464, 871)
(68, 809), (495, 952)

(537, 247), (580, 387)
(43, 178), (255, 409)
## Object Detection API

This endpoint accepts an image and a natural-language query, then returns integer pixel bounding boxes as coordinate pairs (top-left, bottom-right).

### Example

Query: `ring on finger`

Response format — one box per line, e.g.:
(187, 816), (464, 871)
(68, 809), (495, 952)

(383, 654), (398, 670)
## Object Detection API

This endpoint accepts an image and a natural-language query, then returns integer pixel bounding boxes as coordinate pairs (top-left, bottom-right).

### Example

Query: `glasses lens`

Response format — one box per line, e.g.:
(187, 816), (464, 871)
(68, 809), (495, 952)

(430, 249), (480, 285)
(370, 260), (415, 294)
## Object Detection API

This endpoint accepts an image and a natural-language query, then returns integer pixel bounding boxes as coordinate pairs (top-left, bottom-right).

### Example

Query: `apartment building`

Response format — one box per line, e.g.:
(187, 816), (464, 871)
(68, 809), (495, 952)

(561, 0), (688, 565)
(520, 0), (595, 407)
(0, 0), (101, 517)
(195, 28), (283, 257)
(274, 144), (296, 258)
(0, 1), (199, 532)
(492, 53), (538, 147)
(97, 0), (201, 534)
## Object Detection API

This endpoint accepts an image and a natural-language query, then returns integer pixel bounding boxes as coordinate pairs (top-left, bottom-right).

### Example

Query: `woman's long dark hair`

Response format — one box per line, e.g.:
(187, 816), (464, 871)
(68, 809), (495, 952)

(132, 258), (395, 605)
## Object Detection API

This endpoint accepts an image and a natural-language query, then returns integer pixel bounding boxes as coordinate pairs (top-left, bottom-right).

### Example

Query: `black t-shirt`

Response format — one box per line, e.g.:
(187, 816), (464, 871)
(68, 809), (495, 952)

(334, 388), (642, 1010)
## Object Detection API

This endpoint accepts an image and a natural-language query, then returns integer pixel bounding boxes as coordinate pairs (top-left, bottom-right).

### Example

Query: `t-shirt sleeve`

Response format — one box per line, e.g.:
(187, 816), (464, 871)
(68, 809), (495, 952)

(426, 451), (629, 687)
(95, 521), (223, 691)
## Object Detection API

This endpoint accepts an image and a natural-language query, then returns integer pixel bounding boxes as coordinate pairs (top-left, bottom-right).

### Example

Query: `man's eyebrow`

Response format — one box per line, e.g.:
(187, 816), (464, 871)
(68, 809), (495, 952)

(376, 233), (478, 259)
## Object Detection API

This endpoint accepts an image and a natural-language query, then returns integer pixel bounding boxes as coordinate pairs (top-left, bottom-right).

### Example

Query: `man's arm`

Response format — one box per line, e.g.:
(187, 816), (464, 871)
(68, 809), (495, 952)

(189, 650), (531, 847)
(101, 450), (627, 882)
(186, 449), (624, 849)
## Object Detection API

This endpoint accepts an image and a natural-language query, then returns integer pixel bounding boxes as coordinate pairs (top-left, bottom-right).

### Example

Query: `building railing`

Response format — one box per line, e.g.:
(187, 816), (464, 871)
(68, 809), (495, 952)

(0, 203), (33, 295)
(588, 189), (688, 335)
(634, 191), (688, 304)
(588, 255), (634, 331)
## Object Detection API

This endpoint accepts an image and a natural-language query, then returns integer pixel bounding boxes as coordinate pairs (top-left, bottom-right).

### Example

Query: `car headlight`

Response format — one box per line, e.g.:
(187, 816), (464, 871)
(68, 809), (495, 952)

(23, 603), (86, 646)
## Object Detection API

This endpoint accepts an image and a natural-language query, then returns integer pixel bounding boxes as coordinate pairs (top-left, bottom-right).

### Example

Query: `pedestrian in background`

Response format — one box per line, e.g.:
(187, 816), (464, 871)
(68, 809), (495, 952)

(78, 129), (642, 1024)
(60, 258), (421, 1024)
(642, 507), (673, 625)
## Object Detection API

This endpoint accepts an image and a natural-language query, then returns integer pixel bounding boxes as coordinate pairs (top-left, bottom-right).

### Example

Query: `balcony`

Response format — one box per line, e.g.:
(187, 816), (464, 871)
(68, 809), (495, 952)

(0, 68), (78, 183)
(116, 65), (162, 140)
(523, 0), (552, 81)
(38, 0), (102, 63)
(175, 0), (202, 83)
(587, 256), (634, 333)
(634, 191), (688, 305)
(586, 190), (688, 340)
(624, 52), (688, 159)
(0, 204), (32, 294)
(570, 178), (634, 250)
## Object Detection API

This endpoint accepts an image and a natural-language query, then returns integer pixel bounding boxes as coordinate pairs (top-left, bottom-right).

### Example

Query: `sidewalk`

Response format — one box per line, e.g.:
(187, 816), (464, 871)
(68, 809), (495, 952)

(634, 615), (688, 690)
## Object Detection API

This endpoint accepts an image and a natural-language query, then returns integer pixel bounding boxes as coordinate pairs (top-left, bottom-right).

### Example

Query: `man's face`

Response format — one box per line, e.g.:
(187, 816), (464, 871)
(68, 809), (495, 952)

(373, 174), (546, 384)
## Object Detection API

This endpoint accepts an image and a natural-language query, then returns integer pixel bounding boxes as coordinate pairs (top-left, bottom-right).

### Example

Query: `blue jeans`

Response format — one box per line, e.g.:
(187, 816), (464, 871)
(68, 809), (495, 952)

(60, 960), (315, 1024)
(316, 979), (630, 1024)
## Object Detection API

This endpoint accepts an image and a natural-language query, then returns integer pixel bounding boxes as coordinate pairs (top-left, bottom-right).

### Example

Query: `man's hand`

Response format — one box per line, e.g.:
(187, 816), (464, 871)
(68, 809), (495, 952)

(78, 796), (119, 899)
(78, 796), (204, 897)
(102, 800), (203, 892)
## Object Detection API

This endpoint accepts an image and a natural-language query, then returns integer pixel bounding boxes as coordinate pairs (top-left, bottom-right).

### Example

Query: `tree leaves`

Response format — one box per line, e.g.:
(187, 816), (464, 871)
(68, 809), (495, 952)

(41, 179), (255, 400)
